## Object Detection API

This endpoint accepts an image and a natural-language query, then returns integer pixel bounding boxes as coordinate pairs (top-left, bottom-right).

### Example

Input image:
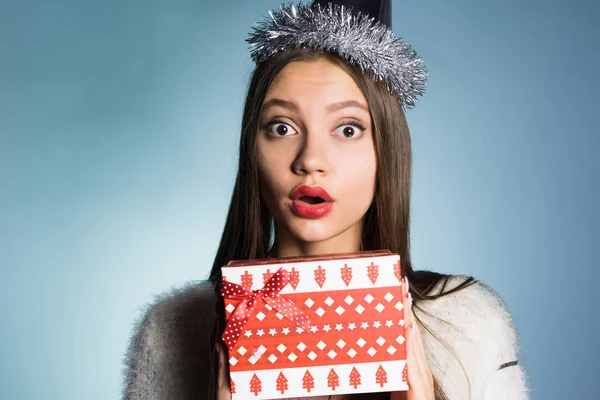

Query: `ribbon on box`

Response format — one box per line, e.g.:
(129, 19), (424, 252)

(220, 267), (312, 351)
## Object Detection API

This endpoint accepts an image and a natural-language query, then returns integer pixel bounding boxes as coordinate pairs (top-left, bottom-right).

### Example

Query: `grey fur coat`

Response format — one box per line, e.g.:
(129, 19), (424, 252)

(121, 275), (529, 399)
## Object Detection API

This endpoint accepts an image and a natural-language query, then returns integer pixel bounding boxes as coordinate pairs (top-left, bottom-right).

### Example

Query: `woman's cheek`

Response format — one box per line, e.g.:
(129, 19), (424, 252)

(348, 153), (376, 188)
(259, 166), (290, 217)
(353, 163), (377, 206)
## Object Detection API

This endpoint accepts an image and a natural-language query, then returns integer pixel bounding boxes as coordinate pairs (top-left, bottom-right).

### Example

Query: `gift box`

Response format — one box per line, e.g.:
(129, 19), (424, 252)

(220, 250), (408, 399)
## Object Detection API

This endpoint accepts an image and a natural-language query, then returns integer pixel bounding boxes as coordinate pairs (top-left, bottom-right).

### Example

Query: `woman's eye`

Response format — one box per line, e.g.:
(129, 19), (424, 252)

(335, 123), (366, 139)
(267, 122), (297, 137)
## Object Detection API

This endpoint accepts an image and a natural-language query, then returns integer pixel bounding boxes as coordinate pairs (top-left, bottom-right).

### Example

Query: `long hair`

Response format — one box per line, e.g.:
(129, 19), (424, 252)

(206, 48), (475, 399)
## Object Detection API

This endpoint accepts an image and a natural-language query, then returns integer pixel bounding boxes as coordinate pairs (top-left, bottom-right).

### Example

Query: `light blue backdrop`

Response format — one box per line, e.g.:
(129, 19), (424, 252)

(1, 0), (598, 399)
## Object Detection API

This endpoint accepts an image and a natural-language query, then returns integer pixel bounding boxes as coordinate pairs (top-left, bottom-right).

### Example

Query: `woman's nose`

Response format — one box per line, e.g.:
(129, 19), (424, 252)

(292, 132), (330, 176)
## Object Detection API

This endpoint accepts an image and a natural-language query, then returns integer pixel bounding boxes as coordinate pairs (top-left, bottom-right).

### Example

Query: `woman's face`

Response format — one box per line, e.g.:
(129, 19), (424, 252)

(257, 57), (377, 252)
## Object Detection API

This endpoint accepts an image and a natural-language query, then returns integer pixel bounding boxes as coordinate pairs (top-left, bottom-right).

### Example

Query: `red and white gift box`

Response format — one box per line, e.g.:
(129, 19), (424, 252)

(220, 250), (408, 399)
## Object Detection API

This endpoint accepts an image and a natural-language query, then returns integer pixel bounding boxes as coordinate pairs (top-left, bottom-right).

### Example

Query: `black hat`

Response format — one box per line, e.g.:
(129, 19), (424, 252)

(311, 0), (392, 28)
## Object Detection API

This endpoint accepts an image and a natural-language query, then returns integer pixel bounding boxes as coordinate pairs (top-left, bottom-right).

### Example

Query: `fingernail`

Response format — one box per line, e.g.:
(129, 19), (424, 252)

(408, 292), (413, 308)
(406, 278), (410, 294)
(215, 341), (220, 353)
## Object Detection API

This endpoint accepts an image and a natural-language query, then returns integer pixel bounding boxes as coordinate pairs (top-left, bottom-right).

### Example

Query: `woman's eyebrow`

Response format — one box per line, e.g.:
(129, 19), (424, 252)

(262, 98), (368, 113)
(262, 98), (297, 112)
(326, 100), (369, 113)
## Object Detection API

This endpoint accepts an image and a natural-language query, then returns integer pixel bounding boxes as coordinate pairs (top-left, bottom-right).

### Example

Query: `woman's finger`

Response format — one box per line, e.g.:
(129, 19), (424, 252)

(217, 341), (232, 400)
(403, 278), (419, 373)
(412, 312), (434, 388)
(404, 283), (424, 392)
(410, 309), (429, 379)
(403, 277), (412, 345)
(404, 278), (435, 400)
(403, 279), (423, 385)
(403, 277), (429, 379)
(411, 312), (435, 397)
(391, 279), (413, 400)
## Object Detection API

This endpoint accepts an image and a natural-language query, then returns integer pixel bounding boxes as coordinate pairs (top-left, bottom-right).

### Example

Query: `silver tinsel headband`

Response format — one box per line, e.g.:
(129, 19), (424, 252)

(247, 2), (427, 108)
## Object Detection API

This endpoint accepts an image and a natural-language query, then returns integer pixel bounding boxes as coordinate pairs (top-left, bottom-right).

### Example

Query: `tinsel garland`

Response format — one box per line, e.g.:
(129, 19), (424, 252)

(247, 2), (427, 107)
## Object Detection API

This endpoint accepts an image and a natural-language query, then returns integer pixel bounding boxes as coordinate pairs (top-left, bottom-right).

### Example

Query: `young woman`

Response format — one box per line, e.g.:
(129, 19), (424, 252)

(122, 1), (529, 399)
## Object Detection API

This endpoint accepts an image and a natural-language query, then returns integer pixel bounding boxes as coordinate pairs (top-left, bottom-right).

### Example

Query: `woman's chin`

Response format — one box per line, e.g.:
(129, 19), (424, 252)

(288, 228), (328, 243)
(275, 211), (363, 251)
(287, 222), (354, 249)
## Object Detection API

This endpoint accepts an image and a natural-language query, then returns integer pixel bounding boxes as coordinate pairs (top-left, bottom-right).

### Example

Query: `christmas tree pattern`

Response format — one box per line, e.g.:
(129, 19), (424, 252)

(327, 368), (340, 391)
(402, 363), (408, 384)
(262, 269), (274, 285)
(367, 261), (379, 284)
(230, 378), (236, 394)
(314, 265), (327, 288)
(249, 373), (262, 396)
(340, 263), (353, 286)
(289, 267), (300, 290)
(349, 366), (362, 389)
(375, 365), (388, 387)
(302, 370), (315, 393)
(275, 372), (289, 394)
(393, 260), (402, 283)
(241, 270), (253, 291)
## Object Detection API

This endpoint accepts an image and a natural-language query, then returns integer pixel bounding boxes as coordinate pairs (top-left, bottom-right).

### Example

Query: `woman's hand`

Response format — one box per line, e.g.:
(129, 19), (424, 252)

(218, 341), (232, 400)
(390, 278), (435, 400)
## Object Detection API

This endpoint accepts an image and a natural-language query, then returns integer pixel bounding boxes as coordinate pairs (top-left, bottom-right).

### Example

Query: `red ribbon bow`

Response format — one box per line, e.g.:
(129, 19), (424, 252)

(221, 267), (312, 351)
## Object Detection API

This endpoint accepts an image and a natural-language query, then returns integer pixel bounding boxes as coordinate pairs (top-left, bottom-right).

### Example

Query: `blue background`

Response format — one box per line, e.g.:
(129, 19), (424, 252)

(1, 0), (598, 398)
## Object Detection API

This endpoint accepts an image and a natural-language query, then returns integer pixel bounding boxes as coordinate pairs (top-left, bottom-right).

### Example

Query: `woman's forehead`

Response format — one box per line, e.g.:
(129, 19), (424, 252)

(266, 58), (366, 103)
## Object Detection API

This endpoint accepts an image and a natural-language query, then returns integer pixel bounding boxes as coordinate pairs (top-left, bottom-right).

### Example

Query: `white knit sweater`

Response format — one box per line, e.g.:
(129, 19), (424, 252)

(121, 275), (529, 399)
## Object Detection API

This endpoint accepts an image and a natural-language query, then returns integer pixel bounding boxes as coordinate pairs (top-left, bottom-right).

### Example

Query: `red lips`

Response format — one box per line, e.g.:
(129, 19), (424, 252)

(290, 185), (334, 219)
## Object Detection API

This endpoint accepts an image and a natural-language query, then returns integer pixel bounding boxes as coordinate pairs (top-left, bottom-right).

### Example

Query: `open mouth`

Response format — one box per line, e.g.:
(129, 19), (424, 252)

(298, 196), (326, 205)
(290, 188), (334, 218)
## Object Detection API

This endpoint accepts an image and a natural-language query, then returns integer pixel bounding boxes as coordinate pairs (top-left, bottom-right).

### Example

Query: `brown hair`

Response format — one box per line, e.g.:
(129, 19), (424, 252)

(207, 48), (475, 399)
